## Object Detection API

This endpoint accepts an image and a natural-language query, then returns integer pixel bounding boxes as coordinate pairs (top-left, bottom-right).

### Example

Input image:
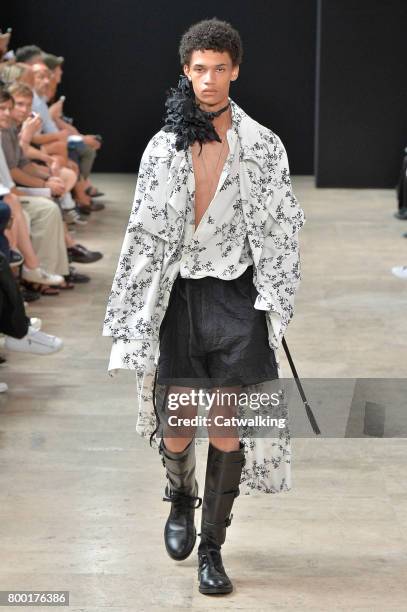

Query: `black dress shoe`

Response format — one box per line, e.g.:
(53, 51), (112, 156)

(64, 266), (91, 283)
(76, 202), (104, 215)
(20, 286), (41, 302)
(89, 201), (105, 211)
(75, 204), (91, 216)
(85, 186), (105, 198)
(67, 244), (103, 264)
(9, 250), (24, 268)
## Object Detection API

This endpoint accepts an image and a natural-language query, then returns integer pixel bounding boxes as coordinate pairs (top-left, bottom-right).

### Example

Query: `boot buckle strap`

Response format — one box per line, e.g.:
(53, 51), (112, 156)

(202, 514), (233, 530)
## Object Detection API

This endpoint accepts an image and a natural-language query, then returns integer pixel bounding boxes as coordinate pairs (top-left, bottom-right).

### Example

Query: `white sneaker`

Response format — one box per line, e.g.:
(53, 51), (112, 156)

(4, 326), (64, 355)
(22, 266), (64, 286)
(29, 317), (42, 331)
(63, 209), (88, 226)
(0, 382), (8, 393)
(391, 266), (407, 279)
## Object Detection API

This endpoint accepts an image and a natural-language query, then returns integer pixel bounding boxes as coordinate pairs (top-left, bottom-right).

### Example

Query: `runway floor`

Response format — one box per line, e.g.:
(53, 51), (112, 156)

(0, 174), (406, 611)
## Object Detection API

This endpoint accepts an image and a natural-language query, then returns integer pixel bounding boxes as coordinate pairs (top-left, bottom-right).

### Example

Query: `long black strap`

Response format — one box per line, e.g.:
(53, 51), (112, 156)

(281, 337), (321, 435)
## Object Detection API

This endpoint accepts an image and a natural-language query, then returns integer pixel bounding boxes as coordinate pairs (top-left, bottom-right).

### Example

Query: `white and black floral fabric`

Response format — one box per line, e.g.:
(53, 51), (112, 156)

(103, 97), (306, 494)
(179, 118), (254, 280)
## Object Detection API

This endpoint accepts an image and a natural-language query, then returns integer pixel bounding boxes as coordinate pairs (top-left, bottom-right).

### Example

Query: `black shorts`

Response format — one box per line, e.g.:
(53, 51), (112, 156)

(157, 265), (278, 388)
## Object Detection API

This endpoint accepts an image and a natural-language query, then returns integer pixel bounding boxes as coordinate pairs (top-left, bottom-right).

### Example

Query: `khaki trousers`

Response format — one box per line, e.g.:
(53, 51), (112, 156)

(18, 196), (69, 276)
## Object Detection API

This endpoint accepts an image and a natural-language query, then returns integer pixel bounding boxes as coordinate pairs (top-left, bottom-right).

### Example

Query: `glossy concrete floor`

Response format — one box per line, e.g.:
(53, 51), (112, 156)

(0, 174), (406, 611)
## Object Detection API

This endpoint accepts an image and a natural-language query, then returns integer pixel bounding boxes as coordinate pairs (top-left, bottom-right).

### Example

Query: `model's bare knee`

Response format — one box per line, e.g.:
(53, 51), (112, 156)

(208, 436), (240, 452)
(162, 385), (197, 453)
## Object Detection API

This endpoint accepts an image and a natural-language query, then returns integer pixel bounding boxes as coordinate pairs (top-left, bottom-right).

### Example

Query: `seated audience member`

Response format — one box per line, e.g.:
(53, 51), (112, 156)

(6, 82), (85, 226)
(4, 62), (72, 170)
(28, 64), (70, 156)
(0, 87), (101, 292)
(41, 53), (64, 104)
(30, 62), (101, 210)
(0, 181), (42, 272)
(42, 53), (105, 205)
(2, 57), (103, 211)
(14, 44), (43, 65)
(0, 95), (64, 288)
(0, 65), (83, 207)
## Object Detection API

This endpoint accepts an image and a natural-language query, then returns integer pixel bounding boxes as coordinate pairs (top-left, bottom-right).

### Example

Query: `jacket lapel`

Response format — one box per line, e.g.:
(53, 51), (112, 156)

(230, 99), (268, 173)
(229, 100), (269, 265)
(166, 150), (189, 218)
(146, 99), (270, 256)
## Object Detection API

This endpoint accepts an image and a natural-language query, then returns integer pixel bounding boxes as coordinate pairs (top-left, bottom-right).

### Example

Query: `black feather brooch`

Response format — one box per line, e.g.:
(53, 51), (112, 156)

(162, 74), (230, 153)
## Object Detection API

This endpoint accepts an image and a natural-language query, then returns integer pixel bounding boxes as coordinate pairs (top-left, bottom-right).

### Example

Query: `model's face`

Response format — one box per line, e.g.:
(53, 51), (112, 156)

(11, 94), (32, 125)
(0, 99), (13, 129)
(32, 63), (51, 96)
(183, 49), (239, 109)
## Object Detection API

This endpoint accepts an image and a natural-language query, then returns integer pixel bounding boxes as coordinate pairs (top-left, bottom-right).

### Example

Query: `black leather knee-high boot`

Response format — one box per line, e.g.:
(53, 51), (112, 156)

(198, 441), (245, 595)
(159, 438), (202, 561)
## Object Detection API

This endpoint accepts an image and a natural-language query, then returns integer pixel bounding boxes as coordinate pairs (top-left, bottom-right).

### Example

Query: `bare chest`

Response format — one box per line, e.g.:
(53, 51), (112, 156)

(191, 138), (230, 229)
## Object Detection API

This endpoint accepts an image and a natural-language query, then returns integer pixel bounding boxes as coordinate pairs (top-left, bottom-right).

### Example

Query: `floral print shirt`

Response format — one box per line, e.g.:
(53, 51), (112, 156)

(180, 121), (254, 280)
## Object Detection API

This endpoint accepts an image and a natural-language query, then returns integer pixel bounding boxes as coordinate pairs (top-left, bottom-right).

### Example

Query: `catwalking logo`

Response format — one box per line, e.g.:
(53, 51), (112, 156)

(167, 414), (287, 429)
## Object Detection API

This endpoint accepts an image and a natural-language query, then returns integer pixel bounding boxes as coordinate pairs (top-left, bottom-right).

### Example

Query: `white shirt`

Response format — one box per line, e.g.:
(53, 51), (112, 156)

(178, 120), (281, 324)
(32, 91), (58, 134)
(179, 121), (253, 280)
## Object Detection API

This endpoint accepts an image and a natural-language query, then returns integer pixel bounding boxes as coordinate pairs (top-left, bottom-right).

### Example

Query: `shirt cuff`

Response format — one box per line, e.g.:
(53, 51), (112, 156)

(267, 311), (282, 344)
(254, 293), (271, 311)
(107, 338), (155, 376)
(107, 339), (135, 373)
(254, 294), (282, 347)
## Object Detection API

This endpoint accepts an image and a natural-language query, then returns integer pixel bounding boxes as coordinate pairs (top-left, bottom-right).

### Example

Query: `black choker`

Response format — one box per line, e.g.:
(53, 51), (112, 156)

(162, 74), (230, 152)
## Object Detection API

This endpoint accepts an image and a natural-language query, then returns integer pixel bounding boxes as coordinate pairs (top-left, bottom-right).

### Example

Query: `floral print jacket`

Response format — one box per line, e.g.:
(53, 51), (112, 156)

(103, 97), (306, 495)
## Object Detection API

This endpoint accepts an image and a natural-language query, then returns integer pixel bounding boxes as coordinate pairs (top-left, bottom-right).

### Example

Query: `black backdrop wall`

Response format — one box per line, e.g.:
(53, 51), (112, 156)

(3, 1), (407, 186)
(315, 0), (407, 187)
(2, 0), (316, 174)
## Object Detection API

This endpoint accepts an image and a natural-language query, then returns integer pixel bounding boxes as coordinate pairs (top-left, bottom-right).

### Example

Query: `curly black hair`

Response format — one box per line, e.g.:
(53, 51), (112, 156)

(179, 18), (243, 67)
